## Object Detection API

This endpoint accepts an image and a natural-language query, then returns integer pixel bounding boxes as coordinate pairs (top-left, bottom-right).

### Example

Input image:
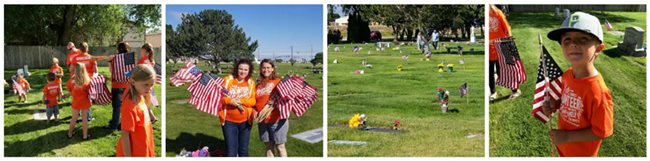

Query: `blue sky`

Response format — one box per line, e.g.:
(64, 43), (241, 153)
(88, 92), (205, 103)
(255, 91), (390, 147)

(167, 5), (323, 60)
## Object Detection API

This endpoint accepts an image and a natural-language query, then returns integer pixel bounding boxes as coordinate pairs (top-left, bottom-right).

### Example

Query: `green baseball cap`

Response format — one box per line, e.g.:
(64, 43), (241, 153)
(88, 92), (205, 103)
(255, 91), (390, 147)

(547, 12), (604, 43)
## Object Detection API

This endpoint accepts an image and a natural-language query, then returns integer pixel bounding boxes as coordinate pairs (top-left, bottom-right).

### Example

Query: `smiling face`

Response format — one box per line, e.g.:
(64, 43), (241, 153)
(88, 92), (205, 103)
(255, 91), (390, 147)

(261, 62), (274, 78)
(237, 64), (250, 80)
(560, 31), (604, 66)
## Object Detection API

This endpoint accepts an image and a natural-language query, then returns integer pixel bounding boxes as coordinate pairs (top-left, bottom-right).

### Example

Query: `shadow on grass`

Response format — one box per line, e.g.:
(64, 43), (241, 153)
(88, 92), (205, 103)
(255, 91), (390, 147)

(4, 100), (41, 108)
(166, 132), (226, 155)
(603, 48), (624, 58)
(4, 116), (72, 135)
(4, 126), (114, 156)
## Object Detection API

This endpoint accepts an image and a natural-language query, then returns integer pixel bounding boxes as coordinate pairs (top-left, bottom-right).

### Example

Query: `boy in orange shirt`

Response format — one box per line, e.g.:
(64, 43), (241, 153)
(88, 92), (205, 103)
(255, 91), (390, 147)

(43, 73), (62, 123)
(543, 12), (614, 157)
(50, 58), (64, 95)
(116, 65), (157, 157)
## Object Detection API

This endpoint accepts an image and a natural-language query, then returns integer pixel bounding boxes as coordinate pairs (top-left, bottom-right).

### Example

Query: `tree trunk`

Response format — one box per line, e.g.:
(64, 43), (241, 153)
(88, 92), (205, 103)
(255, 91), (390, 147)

(58, 5), (76, 45)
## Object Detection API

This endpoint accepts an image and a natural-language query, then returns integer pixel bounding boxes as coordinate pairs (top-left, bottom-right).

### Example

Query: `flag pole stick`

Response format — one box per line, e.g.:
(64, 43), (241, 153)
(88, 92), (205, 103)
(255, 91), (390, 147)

(539, 33), (556, 157)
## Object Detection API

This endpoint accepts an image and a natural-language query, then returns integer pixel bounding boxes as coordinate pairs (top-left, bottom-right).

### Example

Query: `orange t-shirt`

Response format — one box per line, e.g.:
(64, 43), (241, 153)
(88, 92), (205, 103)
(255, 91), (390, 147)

(489, 5), (511, 61)
(219, 76), (256, 125)
(18, 79), (30, 89)
(50, 65), (64, 84)
(70, 52), (97, 77)
(66, 80), (91, 110)
(556, 68), (614, 157)
(255, 78), (282, 124)
(116, 95), (155, 157)
(137, 56), (155, 66)
(43, 82), (61, 107)
(66, 49), (81, 66)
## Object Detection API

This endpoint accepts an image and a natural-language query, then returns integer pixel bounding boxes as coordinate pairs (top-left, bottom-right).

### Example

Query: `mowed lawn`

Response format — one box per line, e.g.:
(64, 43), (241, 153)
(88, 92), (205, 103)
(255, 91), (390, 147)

(4, 67), (162, 157)
(489, 12), (646, 157)
(327, 42), (485, 156)
(165, 61), (323, 157)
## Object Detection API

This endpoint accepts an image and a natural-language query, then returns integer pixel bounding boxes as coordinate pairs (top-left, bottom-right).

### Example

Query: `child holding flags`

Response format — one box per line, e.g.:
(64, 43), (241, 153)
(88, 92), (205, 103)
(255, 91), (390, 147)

(66, 63), (93, 140)
(542, 12), (614, 157)
(43, 73), (62, 123)
(116, 64), (157, 157)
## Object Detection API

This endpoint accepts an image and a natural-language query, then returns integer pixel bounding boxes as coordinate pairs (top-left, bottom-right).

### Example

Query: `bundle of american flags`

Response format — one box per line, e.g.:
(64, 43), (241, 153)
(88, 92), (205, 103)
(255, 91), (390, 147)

(494, 37), (527, 90)
(170, 63), (202, 87)
(532, 44), (563, 123)
(111, 52), (136, 83)
(272, 75), (318, 119)
(89, 74), (112, 105)
(186, 73), (226, 116)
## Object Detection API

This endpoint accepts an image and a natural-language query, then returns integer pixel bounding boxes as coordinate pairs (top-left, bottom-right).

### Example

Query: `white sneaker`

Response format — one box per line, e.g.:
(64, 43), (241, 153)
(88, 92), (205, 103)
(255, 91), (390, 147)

(509, 90), (521, 99)
(489, 92), (497, 101)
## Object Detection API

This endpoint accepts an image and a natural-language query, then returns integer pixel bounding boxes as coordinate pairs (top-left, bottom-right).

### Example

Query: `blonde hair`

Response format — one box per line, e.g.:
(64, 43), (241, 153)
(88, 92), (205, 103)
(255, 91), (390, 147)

(80, 42), (89, 53)
(52, 57), (59, 64)
(124, 64), (156, 105)
(73, 63), (90, 86)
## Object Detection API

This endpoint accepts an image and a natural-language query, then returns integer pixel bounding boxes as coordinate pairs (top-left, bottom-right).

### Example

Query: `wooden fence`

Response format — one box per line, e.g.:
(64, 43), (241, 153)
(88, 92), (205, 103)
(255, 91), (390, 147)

(4, 46), (161, 69)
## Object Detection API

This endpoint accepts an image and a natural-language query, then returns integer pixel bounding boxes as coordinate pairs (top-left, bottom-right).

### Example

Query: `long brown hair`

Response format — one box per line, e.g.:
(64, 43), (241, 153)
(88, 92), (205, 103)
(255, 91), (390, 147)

(72, 63), (90, 86)
(259, 59), (279, 80)
(231, 58), (254, 80)
(124, 64), (156, 106)
(141, 43), (155, 64)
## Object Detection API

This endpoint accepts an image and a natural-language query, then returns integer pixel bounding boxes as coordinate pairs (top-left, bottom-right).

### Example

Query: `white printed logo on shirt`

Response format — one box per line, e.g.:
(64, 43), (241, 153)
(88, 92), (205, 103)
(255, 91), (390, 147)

(230, 85), (251, 99)
(559, 87), (584, 127)
(256, 83), (274, 96)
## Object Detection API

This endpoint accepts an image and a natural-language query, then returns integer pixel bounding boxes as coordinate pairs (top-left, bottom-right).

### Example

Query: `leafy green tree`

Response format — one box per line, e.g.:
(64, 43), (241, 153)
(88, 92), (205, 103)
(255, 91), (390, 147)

(173, 9), (258, 73)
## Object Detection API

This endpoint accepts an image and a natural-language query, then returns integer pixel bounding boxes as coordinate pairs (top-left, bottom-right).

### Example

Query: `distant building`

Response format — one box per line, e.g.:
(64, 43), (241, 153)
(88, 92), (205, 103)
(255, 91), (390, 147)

(145, 32), (161, 48)
(334, 16), (349, 26)
(122, 21), (145, 47)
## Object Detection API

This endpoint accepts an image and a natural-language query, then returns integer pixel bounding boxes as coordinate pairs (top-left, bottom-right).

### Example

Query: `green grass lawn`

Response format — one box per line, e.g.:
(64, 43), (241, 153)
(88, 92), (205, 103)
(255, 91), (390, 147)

(4, 67), (162, 157)
(165, 62), (323, 157)
(489, 11), (646, 157)
(327, 42), (485, 156)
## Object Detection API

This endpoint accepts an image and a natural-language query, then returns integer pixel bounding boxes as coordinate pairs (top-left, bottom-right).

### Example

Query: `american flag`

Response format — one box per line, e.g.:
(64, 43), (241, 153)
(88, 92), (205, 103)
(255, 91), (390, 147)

(170, 64), (202, 87)
(89, 74), (112, 105)
(459, 82), (468, 97)
(187, 73), (225, 116)
(12, 79), (26, 95)
(532, 45), (563, 123)
(604, 19), (613, 31)
(111, 52), (136, 83)
(494, 37), (527, 90)
(273, 76), (318, 119)
(154, 64), (162, 84)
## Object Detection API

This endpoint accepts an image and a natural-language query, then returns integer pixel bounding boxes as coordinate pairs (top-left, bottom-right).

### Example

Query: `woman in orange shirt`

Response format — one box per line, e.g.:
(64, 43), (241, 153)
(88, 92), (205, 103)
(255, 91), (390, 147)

(254, 59), (287, 157)
(66, 63), (92, 140)
(116, 64), (157, 157)
(219, 58), (256, 157)
(489, 5), (521, 101)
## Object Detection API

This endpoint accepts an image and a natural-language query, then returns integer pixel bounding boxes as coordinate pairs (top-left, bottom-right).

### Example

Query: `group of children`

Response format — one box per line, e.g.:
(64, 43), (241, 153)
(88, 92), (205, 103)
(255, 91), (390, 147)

(9, 41), (159, 157)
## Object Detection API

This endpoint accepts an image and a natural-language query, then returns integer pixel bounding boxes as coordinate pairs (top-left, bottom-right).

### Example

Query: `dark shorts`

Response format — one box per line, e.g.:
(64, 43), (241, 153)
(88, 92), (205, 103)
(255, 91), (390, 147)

(46, 105), (59, 118)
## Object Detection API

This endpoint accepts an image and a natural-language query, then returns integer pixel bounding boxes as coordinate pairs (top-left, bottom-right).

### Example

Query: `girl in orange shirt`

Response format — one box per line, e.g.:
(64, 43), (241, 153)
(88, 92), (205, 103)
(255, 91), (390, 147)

(66, 63), (92, 140)
(219, 58), (256, 157)
(116, 64), (157, 157)
(254, 59), (287, 157)
(137, 43), (159, 108)
(16, 74), (30, 103)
